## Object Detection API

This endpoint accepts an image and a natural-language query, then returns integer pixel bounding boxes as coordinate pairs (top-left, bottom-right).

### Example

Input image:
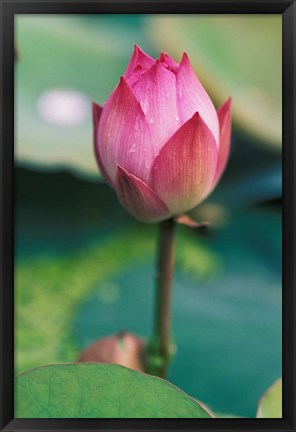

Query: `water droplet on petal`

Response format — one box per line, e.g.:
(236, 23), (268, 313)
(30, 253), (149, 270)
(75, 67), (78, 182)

(129, 142), (137, 153)
(176, 116), (180, 122)
(149, 117), (155, 124)
(178, 89), (183, 99)
(166, 92), (171, 99)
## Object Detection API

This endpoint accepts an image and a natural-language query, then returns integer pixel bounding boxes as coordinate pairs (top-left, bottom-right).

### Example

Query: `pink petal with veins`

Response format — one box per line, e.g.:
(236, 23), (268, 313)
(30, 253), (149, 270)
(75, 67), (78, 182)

(159, 52), (179, 73)
(176, 53), (219, 147)
(93, 102), (115, 188)
(213, 98), (232, 186)
(116, 166), (170, 223)
(124, 45), (155, 86)
(97, 77), (155, 184)
(131, 60), (180, 155)
(152, 112), (218, 214)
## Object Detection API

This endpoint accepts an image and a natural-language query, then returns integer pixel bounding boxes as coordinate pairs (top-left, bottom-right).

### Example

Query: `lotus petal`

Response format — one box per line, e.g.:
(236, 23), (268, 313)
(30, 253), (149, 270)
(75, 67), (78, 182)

(124, 44), (155, 86)
(97, 77), (155, 184)
(213, 98), (232, 186)
(116, 166), (170, 222)
(93, 102), (115, 187)
(130, 60), (180, 154)
(152, 112), (218, 214)
(176, 53), (219, 146)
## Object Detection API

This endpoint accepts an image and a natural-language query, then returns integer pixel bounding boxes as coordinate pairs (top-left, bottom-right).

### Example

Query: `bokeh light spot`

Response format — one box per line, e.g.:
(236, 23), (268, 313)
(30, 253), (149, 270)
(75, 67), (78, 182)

(37, 89), (89, 126)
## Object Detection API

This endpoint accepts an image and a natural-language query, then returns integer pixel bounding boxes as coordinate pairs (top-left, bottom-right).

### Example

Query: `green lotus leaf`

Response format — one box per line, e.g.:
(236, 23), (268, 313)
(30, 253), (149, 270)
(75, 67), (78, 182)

(15, 363), (212, 418)
(256, 378), (282, 418)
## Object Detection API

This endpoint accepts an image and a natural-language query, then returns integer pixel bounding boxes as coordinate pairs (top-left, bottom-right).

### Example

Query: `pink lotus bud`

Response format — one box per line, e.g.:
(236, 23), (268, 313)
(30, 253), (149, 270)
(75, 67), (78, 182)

(93, 45), (232, 223)
(78, 332), (145, 372)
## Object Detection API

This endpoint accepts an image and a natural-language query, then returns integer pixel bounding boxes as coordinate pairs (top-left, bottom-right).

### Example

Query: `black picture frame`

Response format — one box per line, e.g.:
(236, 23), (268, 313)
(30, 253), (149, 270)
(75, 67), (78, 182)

(0, 0), (295, 431)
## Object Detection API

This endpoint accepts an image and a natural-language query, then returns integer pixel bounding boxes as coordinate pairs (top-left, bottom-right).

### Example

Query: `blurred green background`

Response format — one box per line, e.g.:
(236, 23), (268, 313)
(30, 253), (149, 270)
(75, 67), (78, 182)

(15, 15), (282, 418)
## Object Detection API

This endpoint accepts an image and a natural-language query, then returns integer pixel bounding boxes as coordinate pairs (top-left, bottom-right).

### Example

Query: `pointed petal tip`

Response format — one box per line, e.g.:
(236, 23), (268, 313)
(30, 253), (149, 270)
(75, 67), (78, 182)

(119, 75), (125, 85)
(223, 97), (232, 109)
(131, 44), (155, 63)
(133, 44), (144, 54)
(92, 100), (102, 111)
(92, 101), (103, 124)
(186, 112), (212, 129)
(218, 97), (232, 121)
(132, 44), (143, 57)
(124, 46), (155, 85)
(180, 52), (190, 65)
(180, 52), (198, 74)
(115, 76), (130, 95)
(118, 75), (134, 93)
(117, 75), (145, 113)
(191, 112), (201, 121)
(220, 97), (232, 117)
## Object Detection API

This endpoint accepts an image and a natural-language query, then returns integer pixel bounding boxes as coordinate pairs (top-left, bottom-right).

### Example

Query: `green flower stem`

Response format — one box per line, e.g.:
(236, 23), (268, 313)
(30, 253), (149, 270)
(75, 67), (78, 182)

(148, 218), (176, 378)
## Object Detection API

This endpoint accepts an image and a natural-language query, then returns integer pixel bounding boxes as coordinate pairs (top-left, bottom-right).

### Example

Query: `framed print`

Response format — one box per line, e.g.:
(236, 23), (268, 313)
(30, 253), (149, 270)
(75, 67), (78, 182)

(0, 0), (295, 431)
